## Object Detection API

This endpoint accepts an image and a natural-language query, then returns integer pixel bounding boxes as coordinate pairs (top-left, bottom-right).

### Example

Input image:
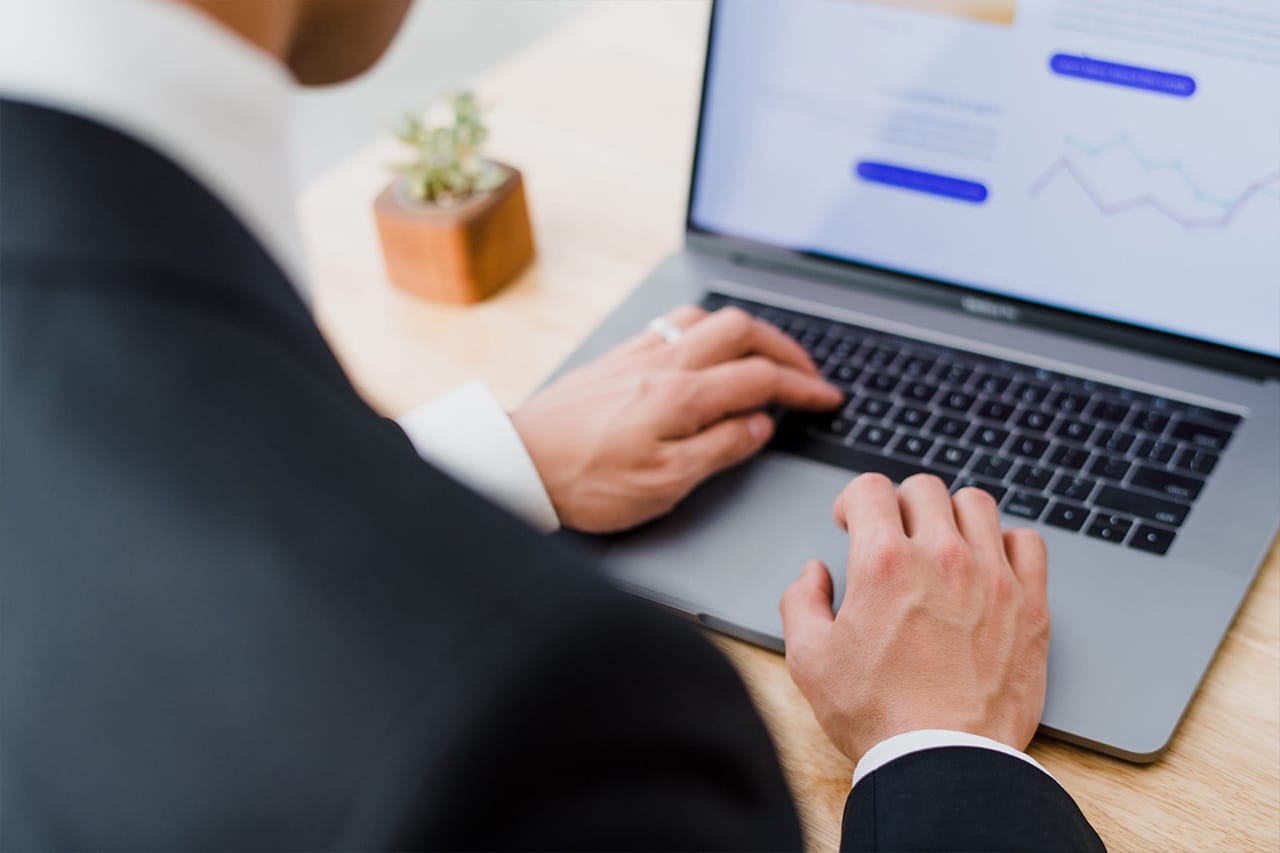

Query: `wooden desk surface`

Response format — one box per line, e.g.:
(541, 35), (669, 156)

(299, 3), (1280, 849)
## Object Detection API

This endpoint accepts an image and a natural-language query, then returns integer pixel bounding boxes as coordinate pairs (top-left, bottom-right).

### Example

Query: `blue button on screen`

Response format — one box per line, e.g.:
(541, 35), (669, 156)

(1049, 53), (1196, 97)
(855, 161), (989, 204)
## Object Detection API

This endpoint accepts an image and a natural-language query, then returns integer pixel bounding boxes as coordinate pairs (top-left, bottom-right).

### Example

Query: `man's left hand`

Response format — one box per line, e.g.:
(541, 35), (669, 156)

(511, 305), (843, 533)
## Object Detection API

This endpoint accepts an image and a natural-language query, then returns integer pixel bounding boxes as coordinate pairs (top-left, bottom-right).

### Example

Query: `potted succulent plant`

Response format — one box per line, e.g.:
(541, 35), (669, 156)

(374, 91), (534, 304)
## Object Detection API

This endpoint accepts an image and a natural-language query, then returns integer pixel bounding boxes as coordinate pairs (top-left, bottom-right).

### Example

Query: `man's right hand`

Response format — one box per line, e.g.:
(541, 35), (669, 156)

(780, 473), (1051, 764)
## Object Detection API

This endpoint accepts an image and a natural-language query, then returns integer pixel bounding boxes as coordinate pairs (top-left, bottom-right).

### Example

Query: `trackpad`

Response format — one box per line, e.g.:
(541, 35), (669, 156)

(600, 452), (853, 649)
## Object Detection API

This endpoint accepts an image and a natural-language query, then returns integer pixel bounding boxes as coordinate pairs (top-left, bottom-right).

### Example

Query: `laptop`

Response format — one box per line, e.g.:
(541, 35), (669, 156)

(554, 0), (1280, 761)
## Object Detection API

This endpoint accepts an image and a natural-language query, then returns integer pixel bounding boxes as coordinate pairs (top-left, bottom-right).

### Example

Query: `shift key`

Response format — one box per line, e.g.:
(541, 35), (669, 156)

(1170, 419), (1232, 450)
(1095, 485), (1190, 527)
(1130, 465), (1205, 501)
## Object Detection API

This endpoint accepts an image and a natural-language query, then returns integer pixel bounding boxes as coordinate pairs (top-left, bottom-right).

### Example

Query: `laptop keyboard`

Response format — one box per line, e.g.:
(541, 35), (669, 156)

(701, 292), (1243, 557)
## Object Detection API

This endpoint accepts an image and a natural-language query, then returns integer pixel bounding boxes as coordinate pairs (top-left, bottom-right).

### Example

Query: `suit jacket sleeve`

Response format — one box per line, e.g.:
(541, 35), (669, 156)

(840, 746), (1106, 852)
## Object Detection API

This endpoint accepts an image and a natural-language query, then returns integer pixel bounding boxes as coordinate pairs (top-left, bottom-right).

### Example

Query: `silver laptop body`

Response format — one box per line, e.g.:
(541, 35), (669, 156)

(555, 0), (1280, 761)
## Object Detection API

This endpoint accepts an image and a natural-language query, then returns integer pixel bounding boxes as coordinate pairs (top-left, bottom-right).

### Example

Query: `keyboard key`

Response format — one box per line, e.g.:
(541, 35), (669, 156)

(937, 444), (973, 469)
(973, 454), (1014, 480)
(854, 424), (894, 448)
(1094, 428), (1136, 454)
(974, 372), (1012, 395)
(830, 363), (861, 388)
(903, 381), (939, 403)
(1011, 464), (1053, 490)
(1048, 444), (1090, 471)
(973, 426), (1010, 450)
(940, 390), (976, 413)
(1049, 390), (1089, 414)
(977, 399), (1015, 422)
(1134, 438), (1176, 463)
(856, 397), (892, 418)
(1170, 419), (1233, 451)
(1091, 400), (1130, 423)
(1009, 435), (1050, 460)
(1012, 382), (1052, 405)
(901, 355), (935, 376)
(1086, 513), (1134, 544)
(867, 373), (899, 394)
(954, 477), (1008, 503)
(1129, 524), (1176, 556)
(1053, 418), (1094, 444)
(1051, 474), (1096, 502)
(1089, 455), (1132, 481)
(812, 415), (853, 439)
(1045, 501), (1089, 531)
(895, 434), (934, 459)
(930, 415), (968, 438)
(1130, 465), (1204, 501)
(1004, 491), (1048, 521)
(1016, 409), (1053, 433)
(865, 345), (899, 367)
(893, 406), (930, 429)
(1132, 410), (1172, 434)
(941, 362), (974, 385)
(1176, 447), (1219, 476)
(1094, 485), (1190, 528)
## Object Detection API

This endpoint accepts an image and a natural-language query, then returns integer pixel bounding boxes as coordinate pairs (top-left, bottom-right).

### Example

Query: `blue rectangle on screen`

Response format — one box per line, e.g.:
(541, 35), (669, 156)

(855, 161), (989, 204)
(1049, 53), (1196, 97)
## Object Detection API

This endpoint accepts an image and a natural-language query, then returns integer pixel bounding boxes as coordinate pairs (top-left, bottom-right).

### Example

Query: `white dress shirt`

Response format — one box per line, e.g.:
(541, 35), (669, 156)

(0, 0), (1050, 791)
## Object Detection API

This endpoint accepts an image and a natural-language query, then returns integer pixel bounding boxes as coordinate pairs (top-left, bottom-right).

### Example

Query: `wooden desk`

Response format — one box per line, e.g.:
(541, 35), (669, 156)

(300, 3), (1280, 849)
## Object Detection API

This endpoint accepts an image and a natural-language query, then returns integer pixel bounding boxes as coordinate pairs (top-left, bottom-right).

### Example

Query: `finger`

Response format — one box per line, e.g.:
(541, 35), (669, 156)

(780, 559), (835, 678)
(672, 357), (841, 434)
(833, 472), (904, 541)
(1004, 528), (1049, 601)
(896, 473), (959, 539)
(618, 304), (707, 355)
(952, 486), (1007, 566)
(665, 412), (774, 485)
(677, 307), (819, 375)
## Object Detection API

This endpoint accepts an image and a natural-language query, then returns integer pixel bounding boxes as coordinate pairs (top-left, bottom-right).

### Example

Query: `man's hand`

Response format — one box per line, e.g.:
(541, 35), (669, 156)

(511, 305), (843, 533)
(780, 473), (1050, 763)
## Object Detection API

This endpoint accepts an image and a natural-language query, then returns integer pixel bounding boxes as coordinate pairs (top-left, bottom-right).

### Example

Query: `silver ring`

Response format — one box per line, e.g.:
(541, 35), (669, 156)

(647, 316), (684, 344)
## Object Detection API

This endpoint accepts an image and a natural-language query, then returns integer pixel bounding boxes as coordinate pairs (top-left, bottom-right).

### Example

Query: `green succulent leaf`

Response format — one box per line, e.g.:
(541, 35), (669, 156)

(386, 89), (507, 205)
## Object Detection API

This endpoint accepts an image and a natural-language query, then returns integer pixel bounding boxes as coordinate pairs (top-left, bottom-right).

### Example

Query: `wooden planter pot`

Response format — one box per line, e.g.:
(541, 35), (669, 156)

(374, 163), (535, 304)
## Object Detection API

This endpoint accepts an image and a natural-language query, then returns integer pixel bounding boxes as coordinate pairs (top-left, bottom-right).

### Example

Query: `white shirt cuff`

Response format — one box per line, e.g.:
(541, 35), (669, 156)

(397, 380), (560, 533)
(852, 729), (1054, 789)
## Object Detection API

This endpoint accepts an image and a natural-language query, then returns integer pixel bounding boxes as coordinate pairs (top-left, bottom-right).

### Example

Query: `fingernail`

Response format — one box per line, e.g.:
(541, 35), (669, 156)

(748, 413), (773, 441)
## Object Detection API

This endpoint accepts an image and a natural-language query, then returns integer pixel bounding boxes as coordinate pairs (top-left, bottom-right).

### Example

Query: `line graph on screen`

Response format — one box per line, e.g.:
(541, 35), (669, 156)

(1028, 133), (1280, 229)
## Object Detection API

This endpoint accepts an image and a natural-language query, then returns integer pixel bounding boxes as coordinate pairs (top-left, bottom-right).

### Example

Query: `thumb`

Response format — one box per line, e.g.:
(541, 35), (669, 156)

(780, 559), (835, 677)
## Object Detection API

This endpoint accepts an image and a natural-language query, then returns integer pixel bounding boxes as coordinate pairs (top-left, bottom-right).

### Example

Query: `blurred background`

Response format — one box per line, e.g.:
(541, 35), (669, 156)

(293, 0), (589, 182)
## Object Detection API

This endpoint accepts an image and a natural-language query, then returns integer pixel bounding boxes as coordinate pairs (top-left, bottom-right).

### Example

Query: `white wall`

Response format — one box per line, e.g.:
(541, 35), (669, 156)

(292, 0), (590, 182)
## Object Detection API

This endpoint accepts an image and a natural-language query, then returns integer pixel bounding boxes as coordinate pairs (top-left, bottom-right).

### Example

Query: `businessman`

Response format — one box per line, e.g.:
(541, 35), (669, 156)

(0, 1), (1103, 850)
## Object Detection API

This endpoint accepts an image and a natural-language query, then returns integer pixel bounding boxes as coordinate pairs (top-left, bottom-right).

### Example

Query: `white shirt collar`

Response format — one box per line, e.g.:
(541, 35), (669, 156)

(0, 0), (308, 300)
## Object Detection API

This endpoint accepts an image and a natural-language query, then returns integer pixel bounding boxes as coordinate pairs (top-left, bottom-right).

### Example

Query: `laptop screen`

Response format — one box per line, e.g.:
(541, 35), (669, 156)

(688, 0), (1280, 359)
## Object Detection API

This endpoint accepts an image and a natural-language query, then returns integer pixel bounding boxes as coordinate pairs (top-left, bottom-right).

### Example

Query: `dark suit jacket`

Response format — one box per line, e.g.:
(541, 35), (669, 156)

(0, 98), (1104, 851)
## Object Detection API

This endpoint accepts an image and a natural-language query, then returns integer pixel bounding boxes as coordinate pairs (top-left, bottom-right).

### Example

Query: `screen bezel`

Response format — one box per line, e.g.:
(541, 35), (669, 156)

(683, 0), (1280, 380)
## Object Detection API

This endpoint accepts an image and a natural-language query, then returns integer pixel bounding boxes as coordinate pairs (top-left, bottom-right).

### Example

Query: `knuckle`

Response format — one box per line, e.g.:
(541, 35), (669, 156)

(991, 570), (1017, 599)
(1028, 602), (1052, 634)
(658, 370), (696, 404)
(932, 537), (972, 574)
(867, 538), (907, 575)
